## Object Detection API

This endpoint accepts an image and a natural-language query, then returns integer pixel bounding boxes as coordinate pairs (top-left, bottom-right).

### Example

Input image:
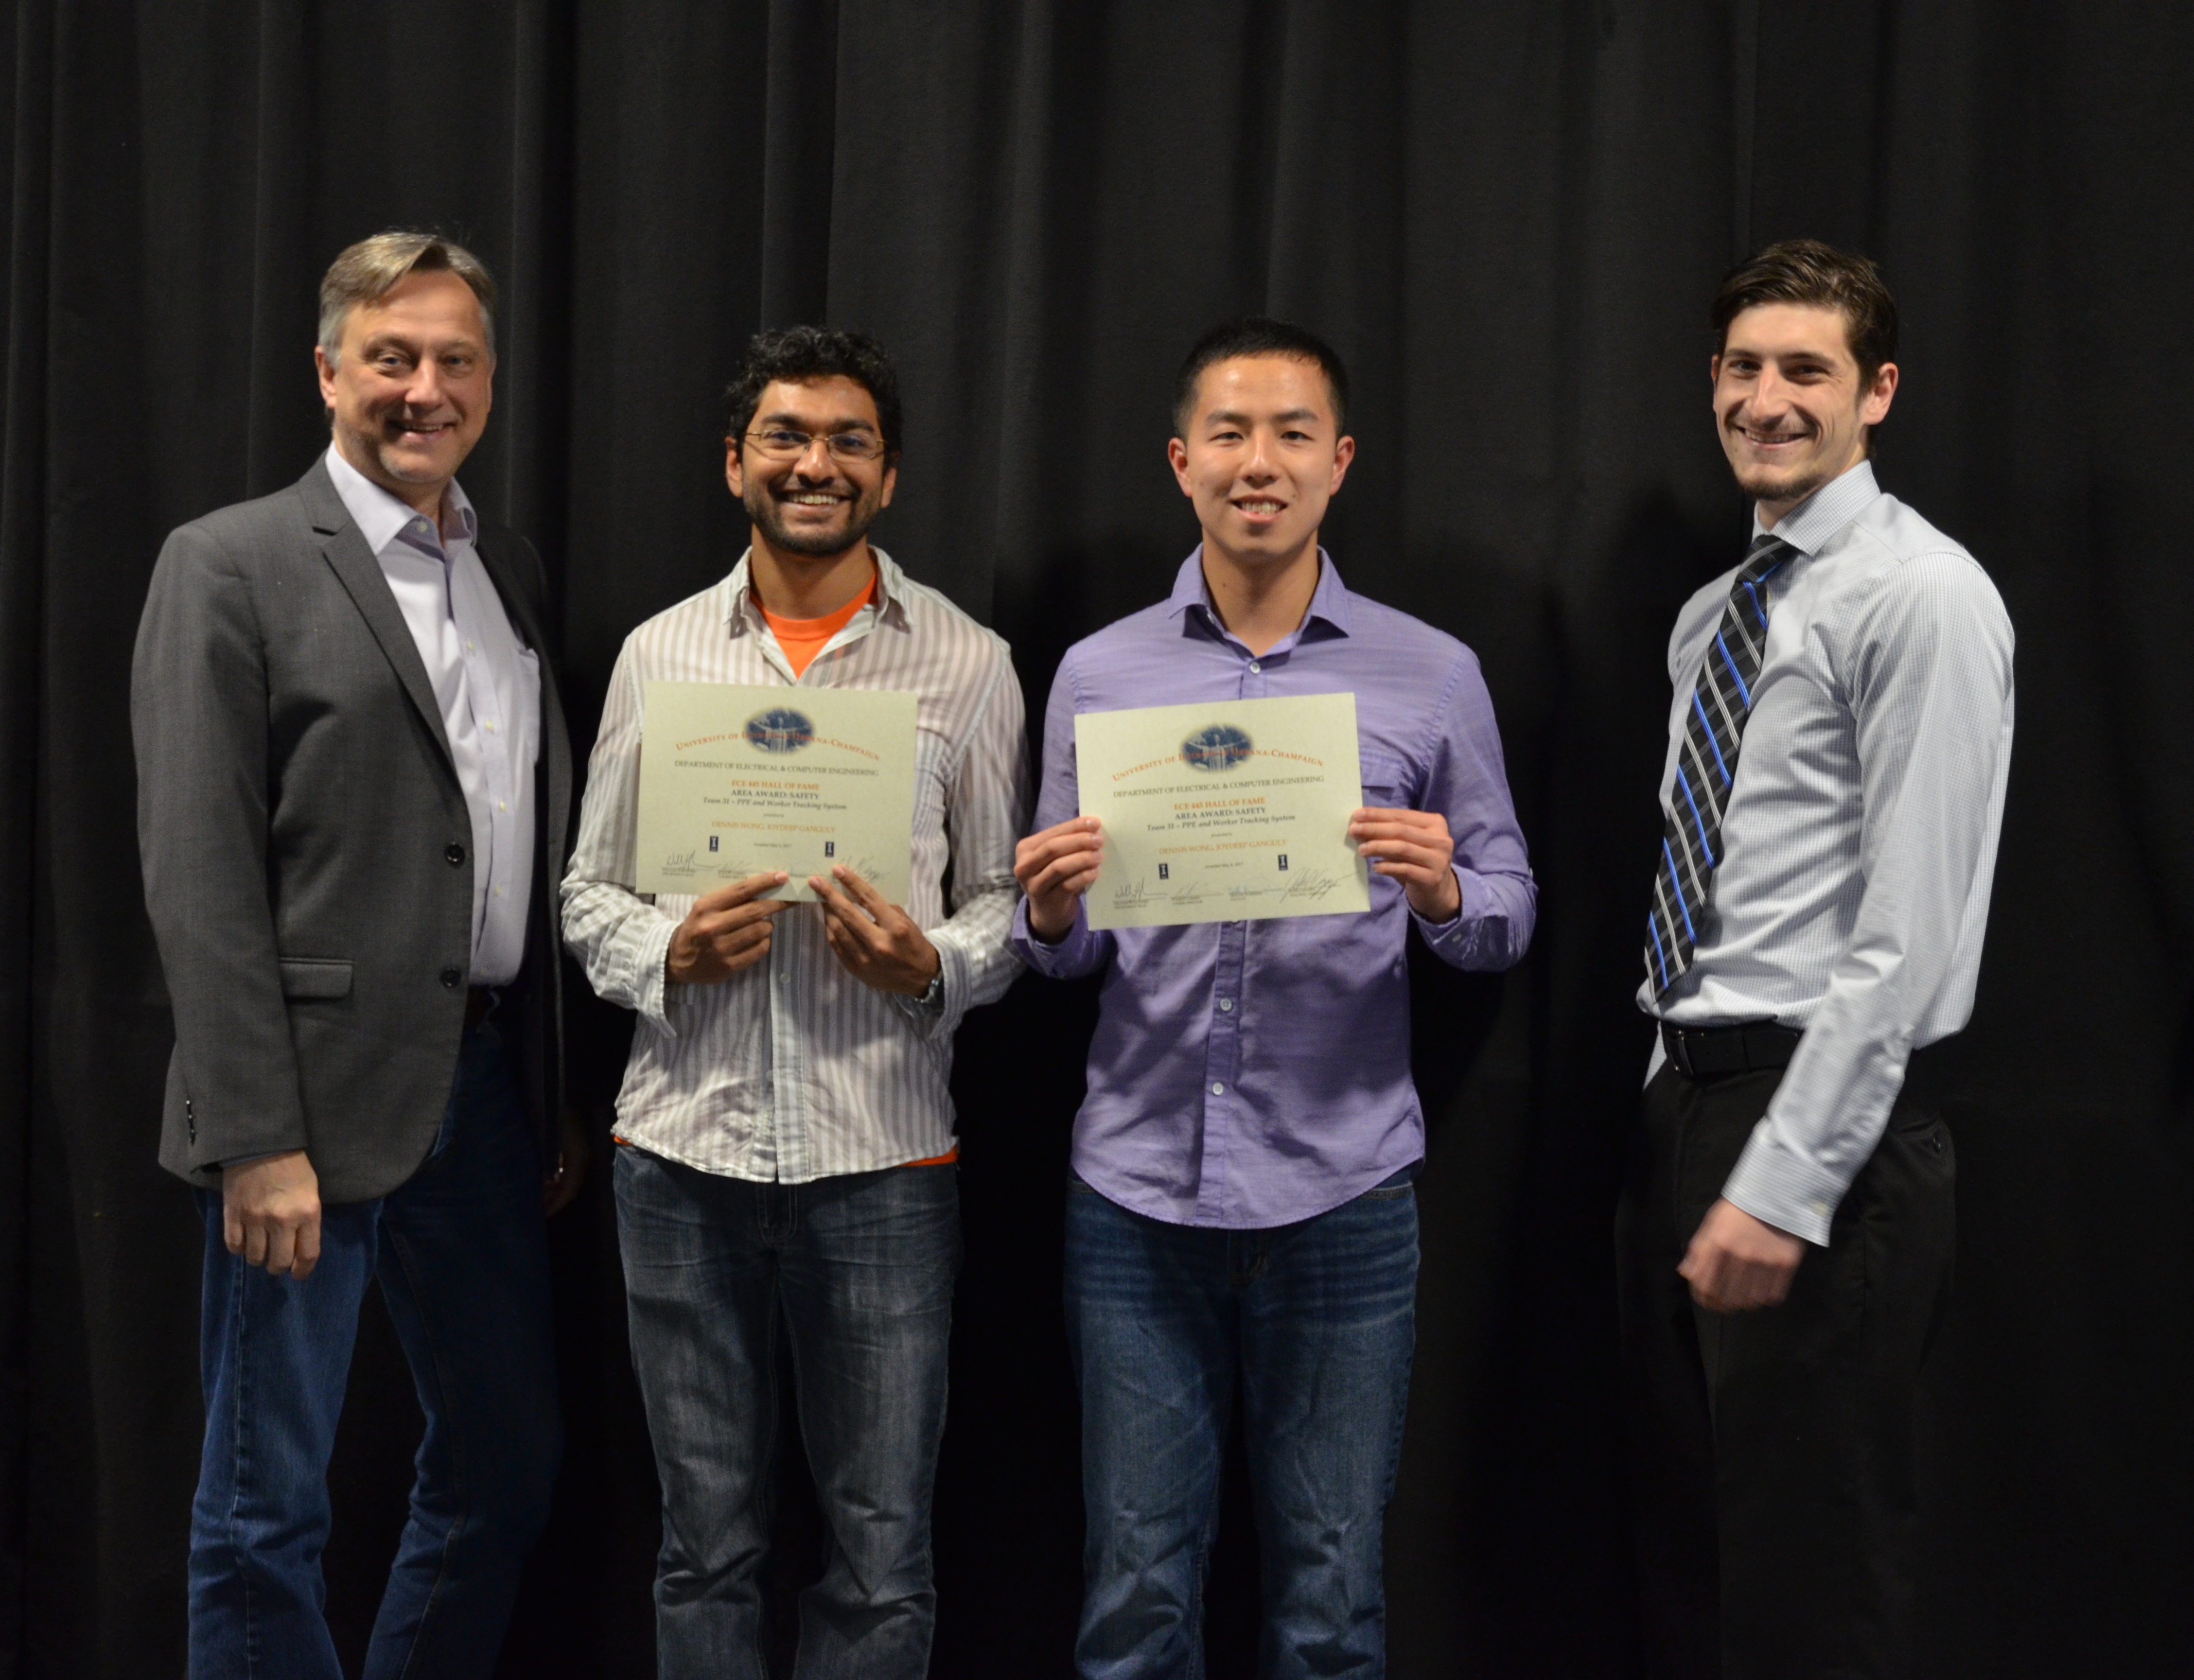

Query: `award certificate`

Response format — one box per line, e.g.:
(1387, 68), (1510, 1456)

(634, 682), (919, 903)
(1075, 692), (1370, 931)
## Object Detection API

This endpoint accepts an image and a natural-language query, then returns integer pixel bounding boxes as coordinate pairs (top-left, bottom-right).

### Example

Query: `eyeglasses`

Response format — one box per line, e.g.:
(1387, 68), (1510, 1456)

(740, 428), (887, 463)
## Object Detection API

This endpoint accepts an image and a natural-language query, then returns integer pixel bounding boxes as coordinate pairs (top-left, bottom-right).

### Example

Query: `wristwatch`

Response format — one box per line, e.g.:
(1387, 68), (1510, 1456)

(917, 966), (944, 1008)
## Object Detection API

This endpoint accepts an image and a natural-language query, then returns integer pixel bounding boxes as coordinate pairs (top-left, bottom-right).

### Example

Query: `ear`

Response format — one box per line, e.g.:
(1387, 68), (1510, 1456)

(1327, 434), (1356, 496)
(314, 344), (338, 411)
(1167, 435), (1193, 498)
(1859, 361), (1899, 427)
(877, 458), (898, 510)
(725, 437), (745, 499)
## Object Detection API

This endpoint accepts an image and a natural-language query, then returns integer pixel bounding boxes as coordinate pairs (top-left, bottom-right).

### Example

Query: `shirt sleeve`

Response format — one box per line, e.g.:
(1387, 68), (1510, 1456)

(559, 636), (682, 1035)
(1409, 648), (1537, 972)
(890, 640), (1031, 1040)
(1722, 552), (2015, 1245)
(1008, 647), (1116, 980)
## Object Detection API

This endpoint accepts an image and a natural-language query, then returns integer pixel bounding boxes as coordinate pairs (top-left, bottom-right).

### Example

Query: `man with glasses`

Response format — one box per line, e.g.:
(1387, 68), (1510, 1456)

(563, 326), (1027, 1675)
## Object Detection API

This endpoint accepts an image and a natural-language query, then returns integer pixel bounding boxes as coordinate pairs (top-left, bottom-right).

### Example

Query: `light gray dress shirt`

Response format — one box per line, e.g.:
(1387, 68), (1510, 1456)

(1640, 461), (2015, 1245)
(561, 547), (1028, 1182)
(324, 445), (540, 986)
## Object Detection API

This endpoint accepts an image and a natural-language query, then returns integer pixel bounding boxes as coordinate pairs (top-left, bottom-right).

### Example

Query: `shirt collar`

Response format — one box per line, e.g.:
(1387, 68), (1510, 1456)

(719, 544), (912, 636)
(324, 442), (477, 558)
(1164, 545), (1356, 640)
(1751, 458), (1881, 558)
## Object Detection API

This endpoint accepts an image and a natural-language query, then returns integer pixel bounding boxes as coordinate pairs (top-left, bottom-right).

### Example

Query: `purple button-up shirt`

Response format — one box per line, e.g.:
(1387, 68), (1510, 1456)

(1012, 550), (1536, 1228)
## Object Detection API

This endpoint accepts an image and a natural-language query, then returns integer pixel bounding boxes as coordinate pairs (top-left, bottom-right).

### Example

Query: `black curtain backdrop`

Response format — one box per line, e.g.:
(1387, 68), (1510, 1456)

(4, 3), (2190, 1675)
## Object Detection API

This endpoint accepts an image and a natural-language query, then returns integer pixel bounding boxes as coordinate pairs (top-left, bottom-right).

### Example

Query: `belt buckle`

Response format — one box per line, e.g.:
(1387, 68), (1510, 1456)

(1666, 1024), (1696, 1081)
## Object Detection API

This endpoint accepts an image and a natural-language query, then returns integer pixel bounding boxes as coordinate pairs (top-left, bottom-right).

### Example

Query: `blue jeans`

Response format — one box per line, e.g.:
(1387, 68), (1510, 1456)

(189, 1018), (561, 1679)
(613, 1146), (960, 1679)
(1065, 1173), (1419, 1680)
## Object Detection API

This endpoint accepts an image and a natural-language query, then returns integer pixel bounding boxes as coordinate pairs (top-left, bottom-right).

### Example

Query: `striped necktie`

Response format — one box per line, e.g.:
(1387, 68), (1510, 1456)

(1645, 533), (1795, 995)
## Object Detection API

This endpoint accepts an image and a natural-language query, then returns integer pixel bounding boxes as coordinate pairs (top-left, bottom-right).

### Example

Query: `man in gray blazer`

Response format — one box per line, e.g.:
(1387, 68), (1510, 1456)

(132, 231), (575, 1679)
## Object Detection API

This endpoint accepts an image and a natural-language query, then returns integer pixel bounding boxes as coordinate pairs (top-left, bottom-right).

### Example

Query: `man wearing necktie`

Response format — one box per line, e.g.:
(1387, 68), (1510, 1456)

(133, 232), (575, 1677)
(1620, 240), (2015, 1679)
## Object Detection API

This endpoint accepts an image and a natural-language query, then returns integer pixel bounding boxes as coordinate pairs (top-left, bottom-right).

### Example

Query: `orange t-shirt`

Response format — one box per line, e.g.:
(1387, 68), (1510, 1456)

(760, 576), (876, 678)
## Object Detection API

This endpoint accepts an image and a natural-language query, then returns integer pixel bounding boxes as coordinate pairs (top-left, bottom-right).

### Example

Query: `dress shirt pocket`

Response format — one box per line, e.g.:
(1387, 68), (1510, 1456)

(1359, 752), (1411, 813)
(277, 956), (354, 1000)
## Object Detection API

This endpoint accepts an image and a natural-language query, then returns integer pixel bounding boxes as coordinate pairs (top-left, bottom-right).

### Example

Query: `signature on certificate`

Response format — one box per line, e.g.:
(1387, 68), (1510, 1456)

(659, 849), (700, 875)
(1112, 878), (1152, 909)
(1282, 870), (1343, 902)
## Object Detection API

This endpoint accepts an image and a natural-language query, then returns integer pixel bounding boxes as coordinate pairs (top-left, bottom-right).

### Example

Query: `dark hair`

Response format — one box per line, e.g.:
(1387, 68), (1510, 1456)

(725, 325), (904, 459)
(1171, 316), (1350, 437)
(1710, 239), (1900, 383)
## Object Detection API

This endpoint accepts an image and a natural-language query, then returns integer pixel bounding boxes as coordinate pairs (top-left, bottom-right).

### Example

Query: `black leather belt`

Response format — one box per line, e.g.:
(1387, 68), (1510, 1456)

(464, 987), (497, 1033)
(1660, 1019), (1801, 1081)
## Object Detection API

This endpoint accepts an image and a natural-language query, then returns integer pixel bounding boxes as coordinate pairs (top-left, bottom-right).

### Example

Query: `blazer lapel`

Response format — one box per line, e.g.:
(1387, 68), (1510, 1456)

(472, 531), (549, 659)
(297, 460), (458, 774)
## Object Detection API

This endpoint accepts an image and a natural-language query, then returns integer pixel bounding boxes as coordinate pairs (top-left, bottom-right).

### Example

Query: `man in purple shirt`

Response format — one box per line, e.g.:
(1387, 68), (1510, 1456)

(1012, 318), (1535, 1677)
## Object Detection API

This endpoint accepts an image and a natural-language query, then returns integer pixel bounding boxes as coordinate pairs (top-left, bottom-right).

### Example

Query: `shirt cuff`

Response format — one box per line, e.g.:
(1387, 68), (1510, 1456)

(1406, 865), (1479, 949)
(1010, 895), (1103, 976)
(635, 916), (681, 1036)
(1721, 1121), (1851, 1248)
(889, 936), (963, 1040)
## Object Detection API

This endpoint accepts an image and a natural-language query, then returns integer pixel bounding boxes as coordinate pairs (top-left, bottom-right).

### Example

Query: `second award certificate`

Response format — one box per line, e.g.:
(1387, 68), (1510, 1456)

(1075, 692), (1371, 931)
(634, 682), (918, 902)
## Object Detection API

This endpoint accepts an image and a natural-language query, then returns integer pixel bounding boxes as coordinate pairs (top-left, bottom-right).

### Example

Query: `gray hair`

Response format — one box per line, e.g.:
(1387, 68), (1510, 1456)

(317, 231), (497, 369)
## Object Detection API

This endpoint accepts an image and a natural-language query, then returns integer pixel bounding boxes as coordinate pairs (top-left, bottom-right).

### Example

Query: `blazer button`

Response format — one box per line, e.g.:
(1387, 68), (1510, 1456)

(445, 842), (467, 866)
(441, 966), (464, 989)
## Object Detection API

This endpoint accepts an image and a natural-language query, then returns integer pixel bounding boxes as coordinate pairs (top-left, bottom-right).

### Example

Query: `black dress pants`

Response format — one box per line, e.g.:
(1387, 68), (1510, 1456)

(1616, 1061), (1955, 1680)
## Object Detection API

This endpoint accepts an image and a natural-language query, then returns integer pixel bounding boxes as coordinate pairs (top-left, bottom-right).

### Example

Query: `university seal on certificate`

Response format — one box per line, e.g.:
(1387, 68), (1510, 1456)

(1075, 692), (1371, 930)
(634, 681), (919, 902)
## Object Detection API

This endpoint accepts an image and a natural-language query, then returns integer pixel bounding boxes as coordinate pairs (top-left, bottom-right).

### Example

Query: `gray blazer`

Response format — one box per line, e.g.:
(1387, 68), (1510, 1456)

(132, 459), (573, 1205)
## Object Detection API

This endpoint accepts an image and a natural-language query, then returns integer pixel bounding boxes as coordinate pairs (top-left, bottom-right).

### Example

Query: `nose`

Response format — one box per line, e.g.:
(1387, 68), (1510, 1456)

(1241, 429), (1278, 481)
(793, 434), (836, 476)
(1748, 363), (1788, 415)
(402, 357), (446, 409)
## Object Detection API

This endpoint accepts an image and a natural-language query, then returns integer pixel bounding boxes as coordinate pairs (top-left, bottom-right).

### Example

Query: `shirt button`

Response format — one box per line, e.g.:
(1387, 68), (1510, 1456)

(1248, 660), (1261, 673)
(484, 720), (496, 732)
(1218, 999), (1234, 1012)
(445, 842), (466, 866)
(498, 800), (507, 812)
(440, 966), (463, 989)
(1210, 1082), (1225, 1096)
(466, 640), (476, 652)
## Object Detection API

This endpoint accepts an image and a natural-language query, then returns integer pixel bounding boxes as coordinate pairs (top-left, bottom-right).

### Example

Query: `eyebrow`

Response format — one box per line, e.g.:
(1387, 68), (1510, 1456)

(1724, 347), (1838, 367)
(360, 332), (482, 354)
(1205, 407), (1324, 427)
(754, 411), (877, 431)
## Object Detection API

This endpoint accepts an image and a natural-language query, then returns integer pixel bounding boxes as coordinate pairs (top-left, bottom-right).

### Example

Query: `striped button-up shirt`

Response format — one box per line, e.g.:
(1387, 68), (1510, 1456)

(563, 547), (1028, 1181)
(1642, 461), (2015, 1245)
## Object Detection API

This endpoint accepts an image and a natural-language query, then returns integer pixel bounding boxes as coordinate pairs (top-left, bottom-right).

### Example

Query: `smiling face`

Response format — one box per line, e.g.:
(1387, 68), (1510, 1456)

(726, 375), (897, 562)
(1168, 355), (1354, 569)
(1712, 302), (1898, 521)
(314, 269), (494, 516)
